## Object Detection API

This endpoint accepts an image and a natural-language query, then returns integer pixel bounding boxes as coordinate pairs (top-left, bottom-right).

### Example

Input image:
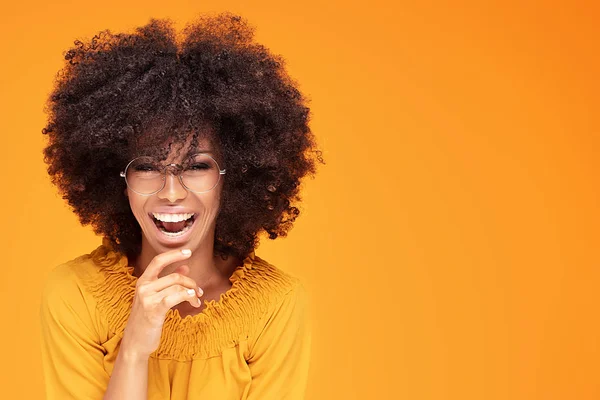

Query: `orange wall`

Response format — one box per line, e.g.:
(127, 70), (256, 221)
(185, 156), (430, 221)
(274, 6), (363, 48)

(2, 1), (598, 399)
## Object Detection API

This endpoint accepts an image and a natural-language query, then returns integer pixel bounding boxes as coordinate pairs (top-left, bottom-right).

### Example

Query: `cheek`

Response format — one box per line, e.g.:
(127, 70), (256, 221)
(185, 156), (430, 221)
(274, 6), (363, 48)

(194, 191), (222, 222)
(127, 193), (147, 221)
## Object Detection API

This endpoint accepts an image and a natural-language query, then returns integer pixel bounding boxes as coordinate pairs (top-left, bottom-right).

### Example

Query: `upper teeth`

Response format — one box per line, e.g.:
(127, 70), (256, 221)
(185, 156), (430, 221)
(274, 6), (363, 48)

(152, 213), (194, 223)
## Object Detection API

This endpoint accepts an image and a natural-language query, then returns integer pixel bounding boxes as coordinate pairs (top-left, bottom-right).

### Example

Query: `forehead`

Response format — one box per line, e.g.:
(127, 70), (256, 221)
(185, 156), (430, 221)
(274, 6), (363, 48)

(162, 136), (213, 162)
(133, 131), (216, 162)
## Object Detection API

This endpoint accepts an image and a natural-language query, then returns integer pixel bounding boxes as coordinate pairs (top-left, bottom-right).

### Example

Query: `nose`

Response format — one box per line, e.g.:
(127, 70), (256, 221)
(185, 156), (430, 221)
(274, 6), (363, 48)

(156, 169), (188, 202)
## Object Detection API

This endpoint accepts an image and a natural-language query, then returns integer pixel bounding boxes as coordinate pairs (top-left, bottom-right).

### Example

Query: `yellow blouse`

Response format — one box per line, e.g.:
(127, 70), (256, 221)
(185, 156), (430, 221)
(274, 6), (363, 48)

(39, 237), (311, 399)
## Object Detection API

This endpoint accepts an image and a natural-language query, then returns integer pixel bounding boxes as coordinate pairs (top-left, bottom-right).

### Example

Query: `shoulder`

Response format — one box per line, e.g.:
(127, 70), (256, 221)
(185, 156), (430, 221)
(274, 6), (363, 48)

(40, 253), (95, 304)
(242, 254), (310, 330)
(243, 254), (308, 311)
(39, 244), (115, 340)
(240, 255), (311, 360)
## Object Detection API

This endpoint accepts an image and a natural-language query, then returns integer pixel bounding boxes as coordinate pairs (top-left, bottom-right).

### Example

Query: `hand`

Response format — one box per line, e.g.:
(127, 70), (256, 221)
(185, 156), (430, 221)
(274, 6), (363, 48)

(120, 249), (204, 359)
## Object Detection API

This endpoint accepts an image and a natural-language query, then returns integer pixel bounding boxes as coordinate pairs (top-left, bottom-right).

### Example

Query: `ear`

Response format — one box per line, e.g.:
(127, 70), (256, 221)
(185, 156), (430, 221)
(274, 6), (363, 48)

(123, 187), (128, 198)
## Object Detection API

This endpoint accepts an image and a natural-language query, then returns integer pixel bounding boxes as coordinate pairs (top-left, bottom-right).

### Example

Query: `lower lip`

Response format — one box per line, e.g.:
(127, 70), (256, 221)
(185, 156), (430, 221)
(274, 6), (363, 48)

(149, 214), (197, 244)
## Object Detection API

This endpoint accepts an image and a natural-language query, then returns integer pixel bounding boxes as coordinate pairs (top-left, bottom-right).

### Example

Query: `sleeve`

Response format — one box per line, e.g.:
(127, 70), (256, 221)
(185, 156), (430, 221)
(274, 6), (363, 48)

(39, 263), (110, 400)
(246, 281), (313, 400)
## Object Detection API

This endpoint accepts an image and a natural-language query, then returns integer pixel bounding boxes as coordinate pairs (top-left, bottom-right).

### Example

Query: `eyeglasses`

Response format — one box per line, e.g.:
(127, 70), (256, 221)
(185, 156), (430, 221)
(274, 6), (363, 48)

(119, 153), (226, 196)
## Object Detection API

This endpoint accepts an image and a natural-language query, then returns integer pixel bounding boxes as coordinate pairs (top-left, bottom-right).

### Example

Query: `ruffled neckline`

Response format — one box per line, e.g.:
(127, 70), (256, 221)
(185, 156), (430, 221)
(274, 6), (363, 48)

(83, 237), (264, 360)
(95, 237), (256, 323)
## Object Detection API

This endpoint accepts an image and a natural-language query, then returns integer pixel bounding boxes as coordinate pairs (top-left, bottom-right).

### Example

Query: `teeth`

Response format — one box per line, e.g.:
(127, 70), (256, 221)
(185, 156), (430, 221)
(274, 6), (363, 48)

(152, 213), (194, 223)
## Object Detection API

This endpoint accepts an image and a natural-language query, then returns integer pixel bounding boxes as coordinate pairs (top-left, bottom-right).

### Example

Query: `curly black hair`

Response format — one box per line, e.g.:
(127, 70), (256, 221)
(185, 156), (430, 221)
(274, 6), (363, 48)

(42, 12), (325, 262)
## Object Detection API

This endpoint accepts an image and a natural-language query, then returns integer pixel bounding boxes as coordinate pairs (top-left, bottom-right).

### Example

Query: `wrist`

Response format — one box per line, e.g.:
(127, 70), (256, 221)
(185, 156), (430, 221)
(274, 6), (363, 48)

(118, 347), (150, 364)
(118, 339), (151, 364)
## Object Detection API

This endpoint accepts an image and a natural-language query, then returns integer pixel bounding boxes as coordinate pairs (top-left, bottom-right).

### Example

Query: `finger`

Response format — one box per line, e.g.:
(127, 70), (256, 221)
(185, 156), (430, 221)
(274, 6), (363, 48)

(156, 285), (202, 310)
(145, 271), (203, 298)
(138, 249), (192, 282)
(153, 284), (202, 307)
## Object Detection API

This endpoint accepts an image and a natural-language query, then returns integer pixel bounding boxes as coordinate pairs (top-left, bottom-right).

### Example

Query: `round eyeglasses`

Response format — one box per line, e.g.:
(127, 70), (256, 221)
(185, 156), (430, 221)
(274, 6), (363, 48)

(119, 153), (226, 196)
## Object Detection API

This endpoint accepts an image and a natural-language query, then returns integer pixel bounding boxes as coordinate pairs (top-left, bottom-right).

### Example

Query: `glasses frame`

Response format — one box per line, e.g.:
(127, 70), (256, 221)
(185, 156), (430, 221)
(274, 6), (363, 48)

(119, 152), (227, 196)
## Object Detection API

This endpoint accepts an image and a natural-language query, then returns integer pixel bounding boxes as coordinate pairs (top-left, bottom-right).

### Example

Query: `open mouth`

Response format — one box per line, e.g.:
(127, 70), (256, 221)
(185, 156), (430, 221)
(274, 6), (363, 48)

(150, 213), (197, 237)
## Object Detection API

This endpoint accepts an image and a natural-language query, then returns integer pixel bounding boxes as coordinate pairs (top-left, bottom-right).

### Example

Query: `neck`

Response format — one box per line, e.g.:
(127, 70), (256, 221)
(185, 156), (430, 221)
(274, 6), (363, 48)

(133, 234), (223, 289)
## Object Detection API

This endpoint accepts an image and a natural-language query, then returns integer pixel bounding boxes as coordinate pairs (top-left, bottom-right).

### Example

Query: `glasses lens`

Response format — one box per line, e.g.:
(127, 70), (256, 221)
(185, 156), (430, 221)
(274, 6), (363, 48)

(181, 154), (221, 192)
(125, 157), (164, 194)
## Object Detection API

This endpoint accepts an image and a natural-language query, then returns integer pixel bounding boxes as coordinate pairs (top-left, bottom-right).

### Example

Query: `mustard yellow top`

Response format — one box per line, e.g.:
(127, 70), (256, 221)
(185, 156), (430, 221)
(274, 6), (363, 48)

(39, 238), (311, 399)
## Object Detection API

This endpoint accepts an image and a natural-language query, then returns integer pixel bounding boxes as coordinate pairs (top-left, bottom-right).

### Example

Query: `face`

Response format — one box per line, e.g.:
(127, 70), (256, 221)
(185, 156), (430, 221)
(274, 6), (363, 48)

(124, 135), (224, 253)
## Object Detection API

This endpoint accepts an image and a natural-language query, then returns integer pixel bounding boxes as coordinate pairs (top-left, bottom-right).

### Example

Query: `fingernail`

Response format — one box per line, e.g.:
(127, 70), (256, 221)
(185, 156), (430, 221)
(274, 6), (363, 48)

(197, 287), (204, 296)
(181, 249), (192, 256)
(186, 289), (195, 296)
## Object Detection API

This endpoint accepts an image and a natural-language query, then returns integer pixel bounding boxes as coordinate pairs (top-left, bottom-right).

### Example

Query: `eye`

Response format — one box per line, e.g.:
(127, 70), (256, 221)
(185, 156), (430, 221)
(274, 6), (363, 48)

(188, 163), (210, 171)
(134, 163), (159, 172)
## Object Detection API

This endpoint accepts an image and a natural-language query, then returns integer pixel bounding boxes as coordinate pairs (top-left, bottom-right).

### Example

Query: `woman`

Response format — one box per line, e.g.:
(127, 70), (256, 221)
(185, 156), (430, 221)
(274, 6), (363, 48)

(39, 12), (324, 400)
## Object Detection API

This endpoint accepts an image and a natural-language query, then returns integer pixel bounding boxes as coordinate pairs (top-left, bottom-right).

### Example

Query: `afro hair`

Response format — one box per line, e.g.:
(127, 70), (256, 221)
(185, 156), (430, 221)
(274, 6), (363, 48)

(42, 12), (325, 261)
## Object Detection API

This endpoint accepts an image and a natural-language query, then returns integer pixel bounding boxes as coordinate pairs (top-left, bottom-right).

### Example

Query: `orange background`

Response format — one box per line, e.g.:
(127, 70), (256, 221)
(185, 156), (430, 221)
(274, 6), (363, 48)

(1, 1), (599, 399)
